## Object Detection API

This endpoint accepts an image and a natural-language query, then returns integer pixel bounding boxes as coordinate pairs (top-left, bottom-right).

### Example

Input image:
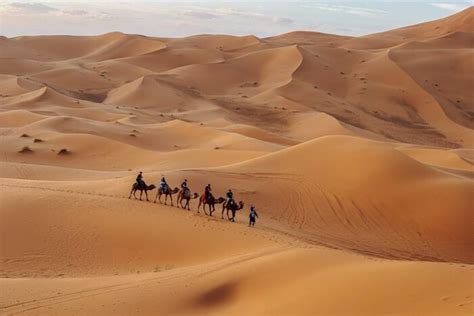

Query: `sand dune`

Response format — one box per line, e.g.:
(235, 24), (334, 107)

(287, 112), (387, 141)
(165, 45), (302, 96)
(0, 75), (43, 96)
(1, 8), (473, 316)
(118, 46), (225, 73)
(0, 32), (166, 62)
(29, 66), (115, 95)
(0, 109), (46, 127)
(343, 6), (474, 49)
(165, 34), (262, 51)
(105, 75), (215, 112)
(219, 136), (473, 262)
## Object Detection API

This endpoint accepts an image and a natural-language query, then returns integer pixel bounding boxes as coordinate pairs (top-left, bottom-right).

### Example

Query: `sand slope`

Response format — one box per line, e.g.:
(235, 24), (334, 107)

(1, 8), (473, 316)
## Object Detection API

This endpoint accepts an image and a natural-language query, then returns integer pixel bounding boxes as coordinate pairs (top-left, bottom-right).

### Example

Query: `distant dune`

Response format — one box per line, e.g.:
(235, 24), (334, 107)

(1, 7), (473, 316)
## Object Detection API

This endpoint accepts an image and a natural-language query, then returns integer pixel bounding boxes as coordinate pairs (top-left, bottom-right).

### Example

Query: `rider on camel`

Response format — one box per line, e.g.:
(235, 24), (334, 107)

(204, 184), (212, 200)
(160, 177), (168, 191)
(226, 189), (234, 207)
(181, 179), (189, 192)
(136, 171), (144, 186)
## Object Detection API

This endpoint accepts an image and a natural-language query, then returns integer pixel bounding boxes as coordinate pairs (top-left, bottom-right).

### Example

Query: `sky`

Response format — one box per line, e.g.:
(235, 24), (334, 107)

(0, 0), (472, 38)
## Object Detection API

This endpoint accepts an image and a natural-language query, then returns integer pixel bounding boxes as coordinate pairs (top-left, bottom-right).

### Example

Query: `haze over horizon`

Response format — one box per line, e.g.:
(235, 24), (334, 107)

(1, 0), (472, 37)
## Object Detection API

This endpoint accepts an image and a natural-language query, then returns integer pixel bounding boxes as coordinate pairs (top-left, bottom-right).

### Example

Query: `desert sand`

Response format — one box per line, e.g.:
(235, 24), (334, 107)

(1, 7), (473, 316)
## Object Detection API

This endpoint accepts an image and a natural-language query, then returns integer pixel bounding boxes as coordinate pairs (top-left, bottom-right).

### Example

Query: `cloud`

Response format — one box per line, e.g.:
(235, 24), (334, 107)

(2, 2), (113, 20)
(272, 16), (294, 25)
(8, 2), (57, 14)
(1, 1), (466, 38)
(222, 8), (264, 18)
(430, 3), (470, 12)
(182, 10), (218, 20)
(302, 4), (387, 17)
(66, 9), (88, 16)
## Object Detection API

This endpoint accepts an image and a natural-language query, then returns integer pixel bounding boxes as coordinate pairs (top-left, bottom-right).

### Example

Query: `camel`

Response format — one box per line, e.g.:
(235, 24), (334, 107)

(197, 193), (225, 216)
(129, 182), (156, 201)
(222, 200), (244, 221)
(177, 188), (199, 210)
(154, 186), (179, 206)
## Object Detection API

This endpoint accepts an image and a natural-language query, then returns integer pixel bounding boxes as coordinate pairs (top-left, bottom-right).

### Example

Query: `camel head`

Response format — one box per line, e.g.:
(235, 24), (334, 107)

(148, 184), (156, 190)
(172, 187), (180, 194)
(238, 201), (244, 209)
(216, 197), (226, 204)
(192, 193), (199, 199)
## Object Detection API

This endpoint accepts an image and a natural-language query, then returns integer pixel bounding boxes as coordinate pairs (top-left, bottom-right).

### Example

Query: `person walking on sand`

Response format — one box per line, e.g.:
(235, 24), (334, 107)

(249, 205), (258, 227)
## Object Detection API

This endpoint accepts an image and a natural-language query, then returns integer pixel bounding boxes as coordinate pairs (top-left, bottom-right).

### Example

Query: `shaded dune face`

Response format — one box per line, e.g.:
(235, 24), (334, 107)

(0, 7), (473, 316)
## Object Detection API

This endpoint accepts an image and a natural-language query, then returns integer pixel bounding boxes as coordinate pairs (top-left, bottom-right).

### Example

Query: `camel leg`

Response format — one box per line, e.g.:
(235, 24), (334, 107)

(145, 190), (149, 201)
(221, 205), (226, 219)
(170, 195), (174, 207)
(129, 188), (135, 199)
(227, 209), (231, 220)
(187, 200), (191, 211)
(197, 200), (202, 213)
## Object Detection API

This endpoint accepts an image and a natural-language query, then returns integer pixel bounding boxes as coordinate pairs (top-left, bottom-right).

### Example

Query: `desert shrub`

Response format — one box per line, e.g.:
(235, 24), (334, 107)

(18, 146), (33, 153)
(57, 148), (70, 155)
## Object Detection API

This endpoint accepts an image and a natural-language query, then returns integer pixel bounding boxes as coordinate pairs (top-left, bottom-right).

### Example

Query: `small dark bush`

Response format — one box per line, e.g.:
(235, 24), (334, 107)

(18, 146), (33, 153)
(57, 149), (70, 155)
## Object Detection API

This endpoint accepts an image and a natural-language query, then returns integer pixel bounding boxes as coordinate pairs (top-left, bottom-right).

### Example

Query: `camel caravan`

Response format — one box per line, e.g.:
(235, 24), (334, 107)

(129, 172), (254, 224)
